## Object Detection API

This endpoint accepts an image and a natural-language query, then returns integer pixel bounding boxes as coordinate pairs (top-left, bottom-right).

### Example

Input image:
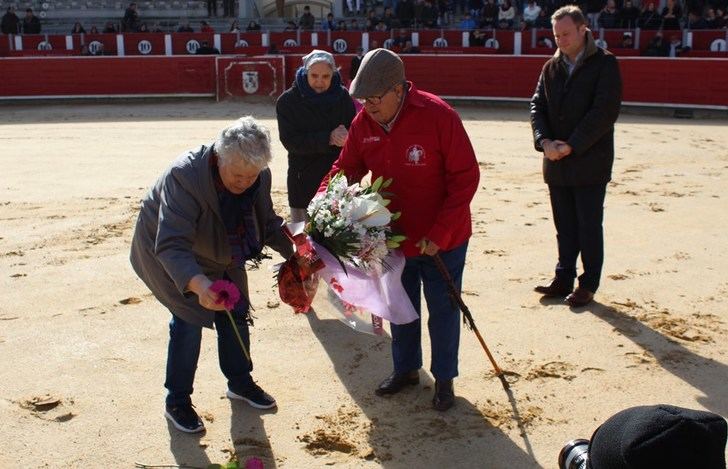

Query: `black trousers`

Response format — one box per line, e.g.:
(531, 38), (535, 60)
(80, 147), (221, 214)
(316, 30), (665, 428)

(207, 0), (217, 16)
(548, 183), (607, 293)
(223, 0), (235, 16)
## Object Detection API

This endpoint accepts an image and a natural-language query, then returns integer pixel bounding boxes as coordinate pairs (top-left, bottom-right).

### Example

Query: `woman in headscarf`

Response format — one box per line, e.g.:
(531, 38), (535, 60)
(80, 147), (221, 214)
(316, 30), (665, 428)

(276, 49), (357, 224)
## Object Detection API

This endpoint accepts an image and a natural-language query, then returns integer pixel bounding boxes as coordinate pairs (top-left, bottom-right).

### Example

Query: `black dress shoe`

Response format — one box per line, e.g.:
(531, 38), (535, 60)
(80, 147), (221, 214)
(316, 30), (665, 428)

(566, 287), (594, 307)
(432, 379), (455, 411)
(534, 278), (573, 297)
(375, 370), (420, 396)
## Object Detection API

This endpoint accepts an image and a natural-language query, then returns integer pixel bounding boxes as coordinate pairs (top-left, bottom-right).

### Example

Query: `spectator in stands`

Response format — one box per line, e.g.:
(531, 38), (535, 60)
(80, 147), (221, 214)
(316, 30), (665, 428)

(639, 2), (662, 29)
(393, 28), (411, 47)
(397, 0), (416, 27)
(103, 21), (117, 33)
(196, 40), (220, 54)
(480, 0), (498, 28)
(687, 10), (708, 27)
(460, 13), (477, 28)
(367, 10), (381, 27)
(418, 0), (439, 28)
(350, 47), (364, 81)
(71, 22), (87, 34)
(661, 0), (682, 29)
(375, 20), (388, 30)
(276, 49), (356, 224)
(122, 2), (141, 32)
(151, 22), (163, 32)
(704, 7), (718, 27)
(1, 6), (20, 34)
(470, 27), (487, 45)
(350, 18), (361, 30)
(713, 8), (726, 28)
(468, 0), (483, 17)
(90, 25), (99, 34)
(337, 19), (348, 29)
(535, 7), (551, 28)
(643, 32), (670, 55)
(246, 20), (261, 31)
(383, 7), (400, 29)
(284, 20), (298, 30)
(619, 31), (634, 47)
(537, 35), (554, 47)
(668, 33), (690, 55)
(229, 19), (241, 31)
(206, 0), (217, 17)
(201, 20), (215, 32)
(348, 0), (363, 15)
(620, 31), (634, 47)
(299, 5), (315, 30)
(22, 8), (41, 34)
(222, 0), (235, 17)
(401, 39), (421, 52)
(138, 22), (149, 32)
(498, 0), (516, 28)
(522, 0), (542, 27)
(177, 21), (194, 32)
(619, 0), (640, 28)
(322, 12), (337, 30)
(583, 0), (605, 29)
(437, 0), (454, 26)
(597, 0), (619, 28)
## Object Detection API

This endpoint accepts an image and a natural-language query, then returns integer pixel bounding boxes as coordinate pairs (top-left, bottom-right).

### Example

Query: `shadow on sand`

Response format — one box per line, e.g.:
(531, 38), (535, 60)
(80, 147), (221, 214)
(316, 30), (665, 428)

(303, 310), (540, 468)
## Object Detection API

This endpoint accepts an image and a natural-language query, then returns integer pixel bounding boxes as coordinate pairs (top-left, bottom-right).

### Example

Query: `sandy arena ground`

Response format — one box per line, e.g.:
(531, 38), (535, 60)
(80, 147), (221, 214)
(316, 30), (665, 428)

(0, 100), (727, 468)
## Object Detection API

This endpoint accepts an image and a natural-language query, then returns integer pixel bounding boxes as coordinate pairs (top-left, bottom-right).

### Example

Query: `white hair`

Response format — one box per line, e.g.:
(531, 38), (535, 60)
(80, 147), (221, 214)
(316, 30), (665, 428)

(215, 116), (272, 169)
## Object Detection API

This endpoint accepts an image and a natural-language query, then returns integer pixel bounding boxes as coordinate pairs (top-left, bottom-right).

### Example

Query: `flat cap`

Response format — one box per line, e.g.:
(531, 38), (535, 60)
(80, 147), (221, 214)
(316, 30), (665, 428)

(349, 48), (405, 98)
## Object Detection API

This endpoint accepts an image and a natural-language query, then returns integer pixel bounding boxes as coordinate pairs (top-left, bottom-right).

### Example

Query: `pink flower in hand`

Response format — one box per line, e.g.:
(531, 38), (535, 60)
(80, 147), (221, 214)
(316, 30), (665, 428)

(210, 280), (240, 310)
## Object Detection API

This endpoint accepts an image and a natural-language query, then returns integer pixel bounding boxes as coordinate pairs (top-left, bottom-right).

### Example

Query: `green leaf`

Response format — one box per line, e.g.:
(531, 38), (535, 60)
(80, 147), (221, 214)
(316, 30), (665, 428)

(391, 211), (401, 221)
(370, 176), (383, 193)
(381, 178), (393, 189)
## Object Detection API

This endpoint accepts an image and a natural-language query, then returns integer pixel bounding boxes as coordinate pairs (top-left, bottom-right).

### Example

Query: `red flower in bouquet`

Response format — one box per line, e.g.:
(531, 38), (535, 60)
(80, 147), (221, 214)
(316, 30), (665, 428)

(210, 280), (241, 310)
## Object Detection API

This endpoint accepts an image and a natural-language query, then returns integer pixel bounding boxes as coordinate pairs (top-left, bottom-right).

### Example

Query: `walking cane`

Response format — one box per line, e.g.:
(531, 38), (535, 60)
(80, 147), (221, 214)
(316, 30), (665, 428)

(433, 253), (510, 389)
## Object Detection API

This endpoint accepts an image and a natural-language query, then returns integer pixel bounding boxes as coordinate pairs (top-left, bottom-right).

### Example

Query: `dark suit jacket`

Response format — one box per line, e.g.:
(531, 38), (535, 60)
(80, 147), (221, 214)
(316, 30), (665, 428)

(530, 32), (622, 186)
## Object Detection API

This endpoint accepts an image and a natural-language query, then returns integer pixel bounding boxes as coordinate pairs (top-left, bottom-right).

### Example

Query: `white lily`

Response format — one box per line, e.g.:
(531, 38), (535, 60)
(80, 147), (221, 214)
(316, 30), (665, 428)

(350, 197), (391, 227)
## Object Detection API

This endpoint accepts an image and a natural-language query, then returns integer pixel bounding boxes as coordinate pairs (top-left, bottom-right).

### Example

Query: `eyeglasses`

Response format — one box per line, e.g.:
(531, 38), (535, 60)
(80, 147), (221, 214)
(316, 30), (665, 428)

(357, 84), (398, 105)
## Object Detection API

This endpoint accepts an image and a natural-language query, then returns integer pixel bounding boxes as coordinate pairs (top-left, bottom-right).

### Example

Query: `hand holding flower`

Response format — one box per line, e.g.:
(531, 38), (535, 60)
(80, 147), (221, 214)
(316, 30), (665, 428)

(187, 274), (227, 312)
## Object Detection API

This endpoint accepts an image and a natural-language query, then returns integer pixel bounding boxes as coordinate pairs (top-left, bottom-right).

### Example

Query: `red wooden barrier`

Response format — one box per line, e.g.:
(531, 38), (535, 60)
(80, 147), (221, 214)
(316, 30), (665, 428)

(0, 56), (215, 97)
(0, 54), (726, 107)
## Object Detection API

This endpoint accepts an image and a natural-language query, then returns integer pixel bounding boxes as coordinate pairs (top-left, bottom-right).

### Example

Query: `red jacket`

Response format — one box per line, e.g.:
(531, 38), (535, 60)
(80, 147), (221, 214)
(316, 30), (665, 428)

(321, 83), (479, 257)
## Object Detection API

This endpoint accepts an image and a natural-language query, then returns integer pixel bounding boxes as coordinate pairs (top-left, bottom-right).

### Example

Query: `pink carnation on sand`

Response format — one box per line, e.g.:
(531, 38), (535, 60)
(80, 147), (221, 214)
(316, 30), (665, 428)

(245, 457), (264, 469)
(210, 280), (240, 310)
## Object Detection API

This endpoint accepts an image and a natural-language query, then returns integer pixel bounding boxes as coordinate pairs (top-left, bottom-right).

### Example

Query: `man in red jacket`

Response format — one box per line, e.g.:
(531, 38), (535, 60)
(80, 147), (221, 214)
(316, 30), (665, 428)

(321, 48), (480, 411)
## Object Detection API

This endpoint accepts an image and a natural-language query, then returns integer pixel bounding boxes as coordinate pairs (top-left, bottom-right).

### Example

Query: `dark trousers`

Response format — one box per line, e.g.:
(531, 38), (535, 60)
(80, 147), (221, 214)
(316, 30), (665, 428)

(548, 183), (607, 293)
(223, 0), (235, 16)
(207, 0), (217, 16)
(164, 311), (253, 407)
(391, 242), (468, 380)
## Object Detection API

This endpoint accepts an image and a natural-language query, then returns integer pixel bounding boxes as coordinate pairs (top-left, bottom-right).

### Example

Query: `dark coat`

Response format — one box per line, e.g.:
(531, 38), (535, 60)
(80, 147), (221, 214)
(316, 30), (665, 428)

(1, 11), (19, 34)
(22, 15), (41, 34)
(130, 145), (293, 328)
(530, 32), (622, 187)
(276, 81), (356, 208)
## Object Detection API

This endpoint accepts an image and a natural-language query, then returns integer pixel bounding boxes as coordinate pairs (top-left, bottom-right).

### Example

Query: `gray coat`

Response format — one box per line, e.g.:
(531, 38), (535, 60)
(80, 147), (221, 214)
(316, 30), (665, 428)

(130, 144), (294, 328)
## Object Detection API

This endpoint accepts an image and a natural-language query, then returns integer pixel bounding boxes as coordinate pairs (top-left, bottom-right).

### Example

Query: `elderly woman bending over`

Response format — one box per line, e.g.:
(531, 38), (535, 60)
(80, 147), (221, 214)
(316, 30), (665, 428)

(130, 117), (293, 434)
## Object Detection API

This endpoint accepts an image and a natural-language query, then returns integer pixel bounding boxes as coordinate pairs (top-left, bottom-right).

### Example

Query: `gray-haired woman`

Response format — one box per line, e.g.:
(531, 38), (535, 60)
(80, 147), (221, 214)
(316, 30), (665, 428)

(130, 117), (293, 433)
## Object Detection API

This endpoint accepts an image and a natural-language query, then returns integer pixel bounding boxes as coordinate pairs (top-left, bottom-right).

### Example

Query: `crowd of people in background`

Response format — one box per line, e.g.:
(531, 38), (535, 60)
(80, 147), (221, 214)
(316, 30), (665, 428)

(2, 0), (727, 40)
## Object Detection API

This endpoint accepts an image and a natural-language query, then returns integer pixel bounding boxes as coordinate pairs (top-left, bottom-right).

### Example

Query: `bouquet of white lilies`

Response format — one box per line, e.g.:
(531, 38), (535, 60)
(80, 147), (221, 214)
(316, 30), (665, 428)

(307, 172), (405, 273)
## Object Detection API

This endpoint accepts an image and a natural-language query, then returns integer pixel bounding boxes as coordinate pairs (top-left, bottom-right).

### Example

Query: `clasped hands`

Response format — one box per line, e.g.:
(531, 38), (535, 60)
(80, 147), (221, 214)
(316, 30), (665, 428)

(329, 125), (348, 147)
(542, 139), (572, 161)
(187, 274), (227, 312)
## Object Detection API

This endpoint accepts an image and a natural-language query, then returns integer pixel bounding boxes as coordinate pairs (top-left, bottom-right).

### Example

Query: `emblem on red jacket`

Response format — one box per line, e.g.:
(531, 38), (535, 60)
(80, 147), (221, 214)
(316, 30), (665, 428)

(405, 145), (426, 166)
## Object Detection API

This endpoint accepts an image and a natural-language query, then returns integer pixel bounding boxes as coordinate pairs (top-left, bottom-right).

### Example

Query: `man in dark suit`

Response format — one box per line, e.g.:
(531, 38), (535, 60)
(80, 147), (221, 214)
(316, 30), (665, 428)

(530, 5), (622, 307)
(349, 47), (364, 82)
